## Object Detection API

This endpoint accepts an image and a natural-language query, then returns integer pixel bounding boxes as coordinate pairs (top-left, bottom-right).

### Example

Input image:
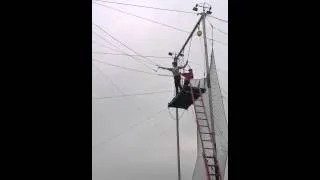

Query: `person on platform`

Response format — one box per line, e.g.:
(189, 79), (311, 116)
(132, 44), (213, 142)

(181, 68), (194, 88)
(157, 60), (188, 94)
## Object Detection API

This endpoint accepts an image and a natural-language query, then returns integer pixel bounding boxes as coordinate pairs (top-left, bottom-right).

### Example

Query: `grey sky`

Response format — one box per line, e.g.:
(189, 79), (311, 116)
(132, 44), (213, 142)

(92, 0), (227, 179)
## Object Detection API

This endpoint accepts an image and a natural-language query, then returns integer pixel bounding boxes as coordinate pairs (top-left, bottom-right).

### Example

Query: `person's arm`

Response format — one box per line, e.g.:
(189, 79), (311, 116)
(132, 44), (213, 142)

(157, 65), (172, 71)
(177, 60), (188, 69)
(181, 72), (192, 78)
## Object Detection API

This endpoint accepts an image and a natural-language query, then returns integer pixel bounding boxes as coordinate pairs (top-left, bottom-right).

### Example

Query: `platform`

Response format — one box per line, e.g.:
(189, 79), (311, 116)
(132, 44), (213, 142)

(168, 86), (206, 110)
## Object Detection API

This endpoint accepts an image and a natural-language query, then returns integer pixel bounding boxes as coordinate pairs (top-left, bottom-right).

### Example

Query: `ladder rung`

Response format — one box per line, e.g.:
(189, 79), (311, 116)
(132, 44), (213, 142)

(202, 139), (212, 141)
(196, 104), (204, 107)
(205, 156), (214, 158)
(203, 147), (214, 149)
(197, 118), (207, 120)
(199, 125), (209, 127)
(200, 132), (212, 134)
(200, 134), (211, 137)
(201, 137), (211, 140)
(200, 135), (210, 138)
(200, 134), (210, 137)
(195, 105), (204, 107)
(202, 139), (211, 142)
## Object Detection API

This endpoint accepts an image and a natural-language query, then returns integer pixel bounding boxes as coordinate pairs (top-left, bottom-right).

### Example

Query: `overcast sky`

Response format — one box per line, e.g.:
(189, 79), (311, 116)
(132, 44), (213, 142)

(92, 0), (228, 179)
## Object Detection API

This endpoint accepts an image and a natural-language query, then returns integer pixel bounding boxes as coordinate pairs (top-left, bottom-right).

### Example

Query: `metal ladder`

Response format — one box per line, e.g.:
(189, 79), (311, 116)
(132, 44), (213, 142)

(190, 85), (220, 180)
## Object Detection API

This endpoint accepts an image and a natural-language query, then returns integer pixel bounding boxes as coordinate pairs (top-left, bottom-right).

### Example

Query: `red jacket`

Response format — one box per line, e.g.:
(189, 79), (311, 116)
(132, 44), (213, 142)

(181, 72), (193, 81)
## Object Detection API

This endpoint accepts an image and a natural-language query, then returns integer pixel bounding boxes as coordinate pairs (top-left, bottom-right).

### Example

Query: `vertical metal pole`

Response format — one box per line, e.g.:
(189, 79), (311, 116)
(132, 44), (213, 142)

(172, 11), (204, 180)
(176, 107), (181, 180)
(201, 12), (221, 180)
(202, 13), (210, 87)
(172, 55), (181, 180)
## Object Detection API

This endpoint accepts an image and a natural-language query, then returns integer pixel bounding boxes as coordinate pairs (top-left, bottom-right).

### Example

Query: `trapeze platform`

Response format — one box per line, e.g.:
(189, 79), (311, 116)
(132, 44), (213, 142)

(168, 86), (206, 110)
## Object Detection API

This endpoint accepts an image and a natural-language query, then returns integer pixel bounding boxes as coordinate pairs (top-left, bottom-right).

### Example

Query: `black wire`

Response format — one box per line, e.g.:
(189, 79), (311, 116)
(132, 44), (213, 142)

(92, 59), (172, 77)
(93, 31), (121, 50)
(92, 52), (171, 59)
(94, 3), (228, 45)
(92, 43), (123, 52)
(93, 64), (126, 95)
(95, 0), (228, 23)
(207, 15), (228, 23)
(93, 30), (157, 70)
(93, 51), (203, 68)
(92, 90), (172, 99)
(207, 19), (228, 35)
(92, 107), (168, 149)
(93, 22), (159, 66)
(167, 108), (186, 121)
(95, 0), (195, 14)
(216, 28), (228, 35)
(94, 2), (189, 33)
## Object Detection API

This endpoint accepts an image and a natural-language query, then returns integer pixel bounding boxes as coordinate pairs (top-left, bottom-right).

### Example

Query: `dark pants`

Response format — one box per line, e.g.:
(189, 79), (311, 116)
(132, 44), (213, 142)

(183, 80), (190, 88)
(174, 75), (182, 94)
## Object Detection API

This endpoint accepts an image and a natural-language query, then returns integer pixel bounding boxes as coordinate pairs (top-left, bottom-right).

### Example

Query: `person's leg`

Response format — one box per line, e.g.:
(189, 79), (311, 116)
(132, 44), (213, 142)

(184, 80), (190, 87)
(183, 80), (187, 88)
(177, 76), (182, 90)
(174, 76), (180, 94)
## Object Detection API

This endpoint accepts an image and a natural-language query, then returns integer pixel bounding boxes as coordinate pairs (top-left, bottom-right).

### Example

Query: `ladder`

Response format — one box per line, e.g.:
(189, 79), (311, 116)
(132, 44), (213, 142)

(190, 85), (220, 180)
